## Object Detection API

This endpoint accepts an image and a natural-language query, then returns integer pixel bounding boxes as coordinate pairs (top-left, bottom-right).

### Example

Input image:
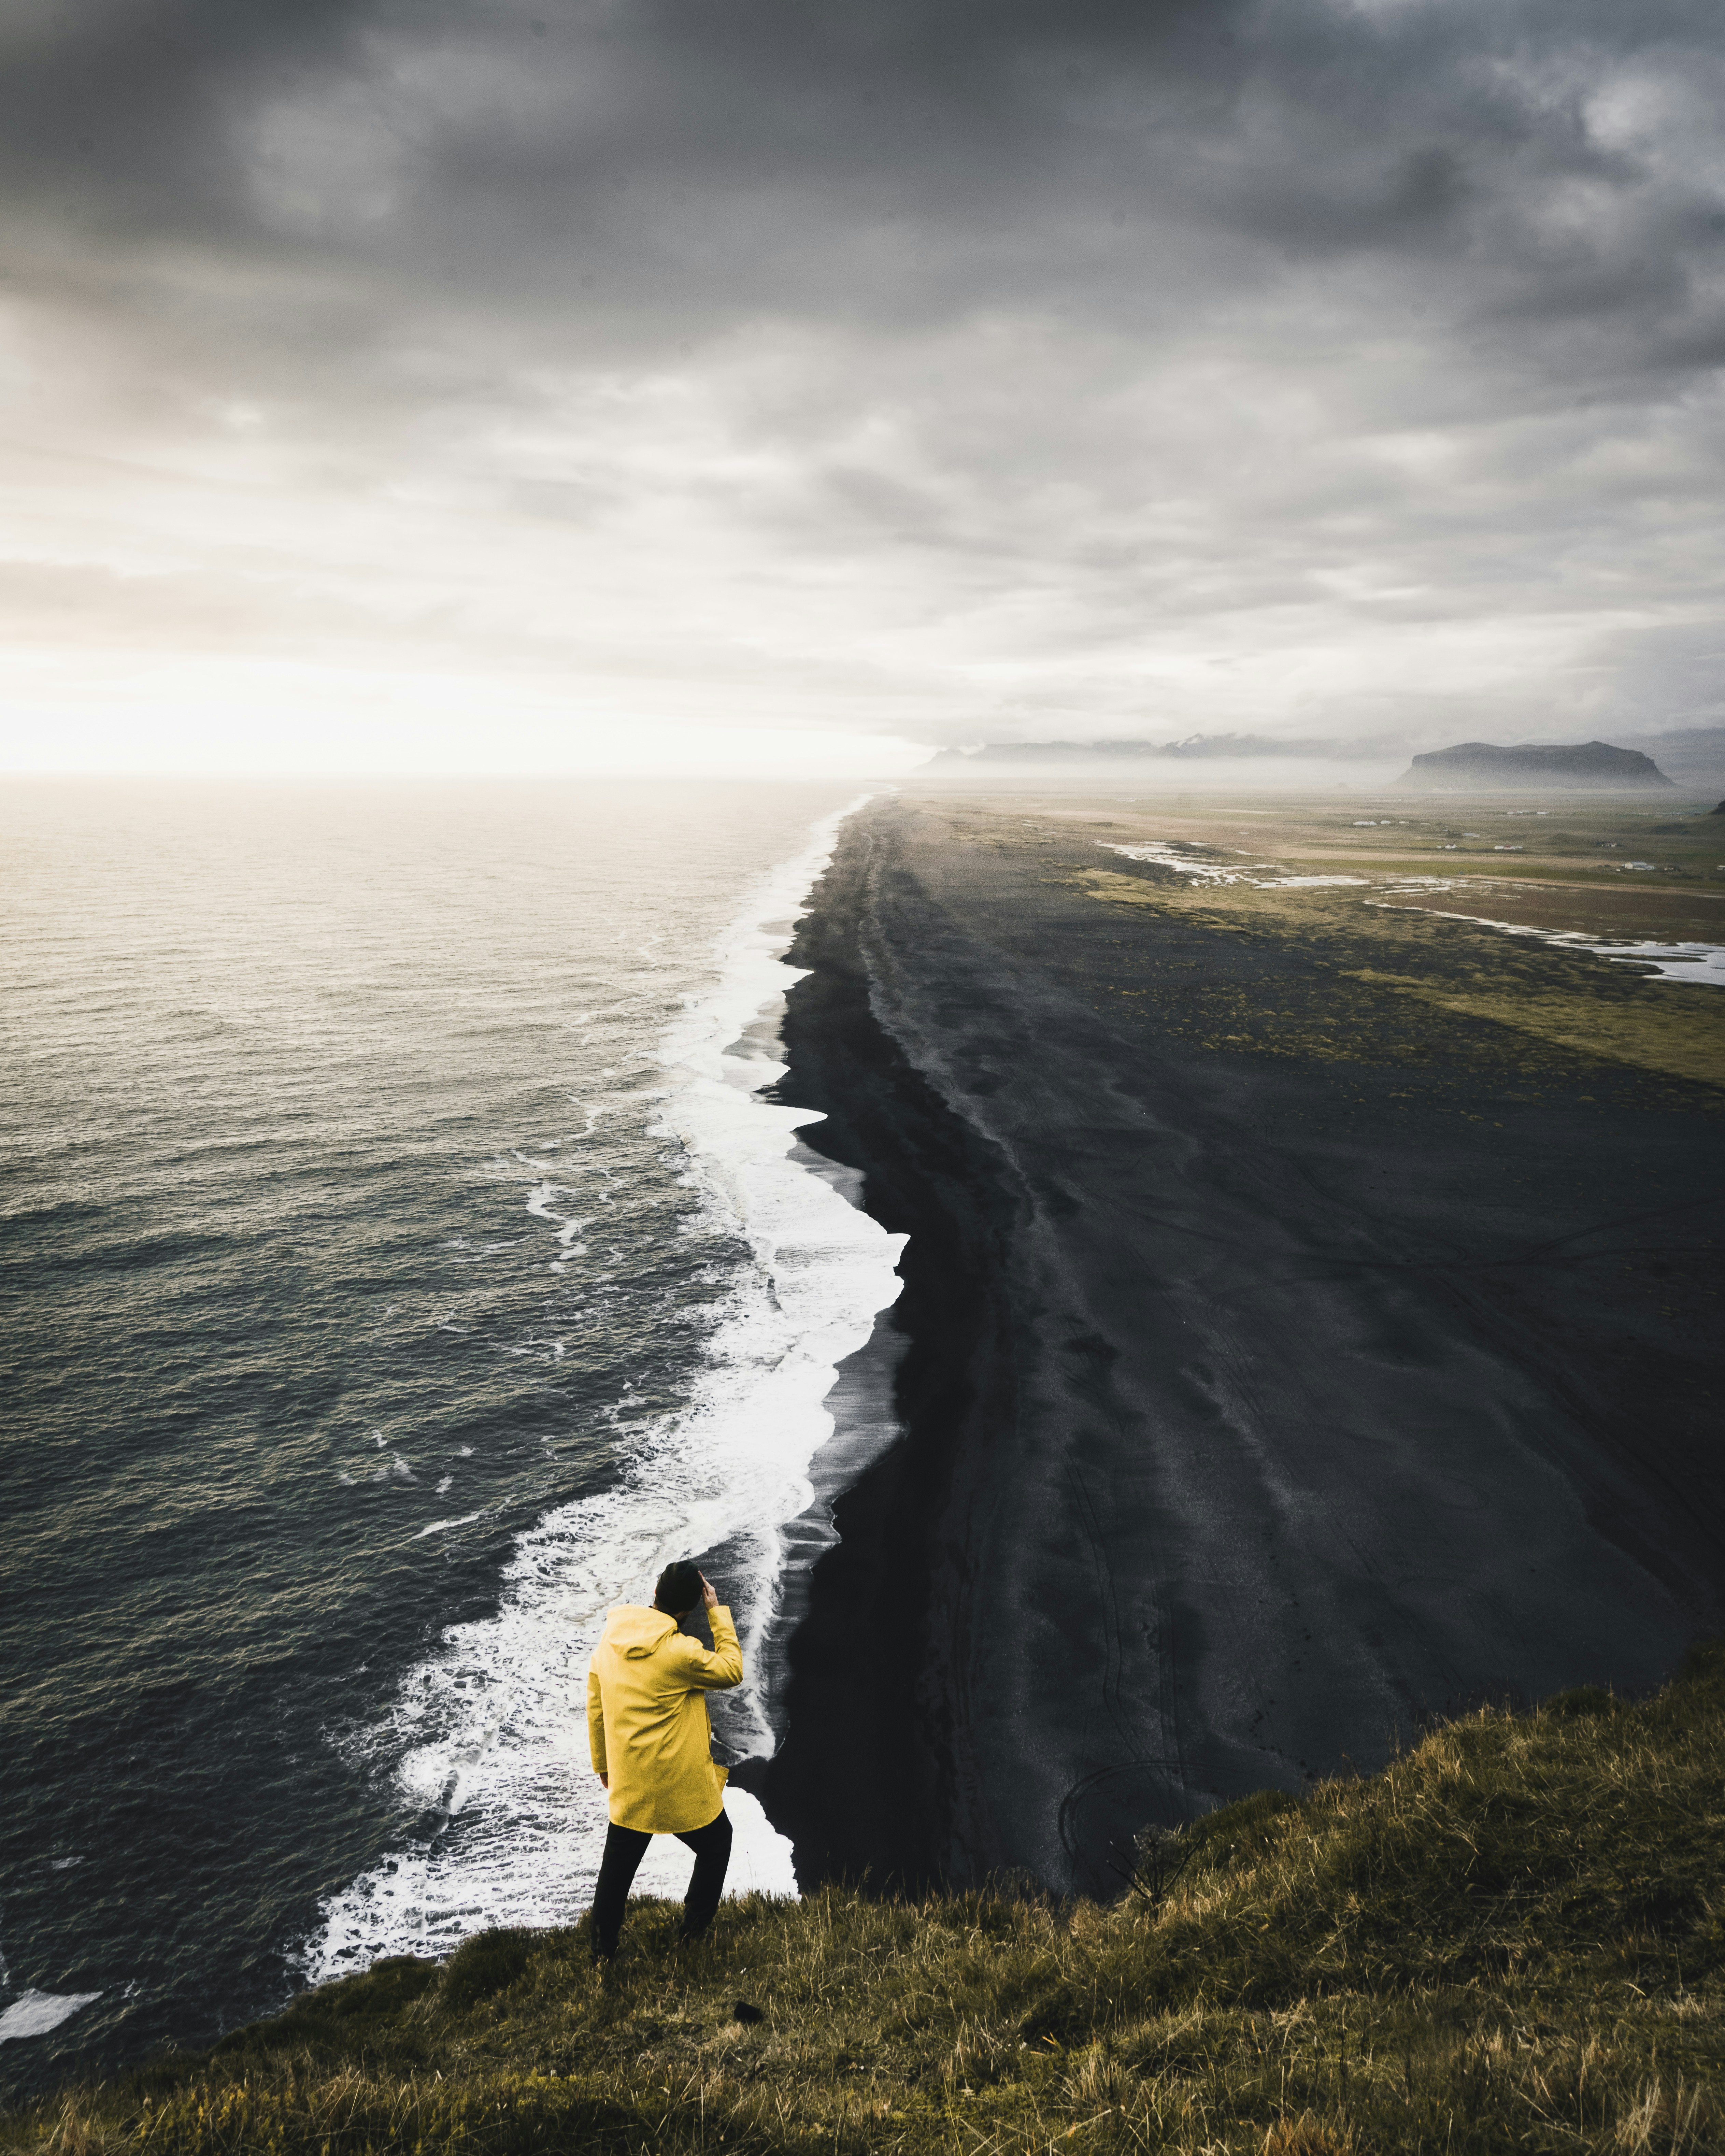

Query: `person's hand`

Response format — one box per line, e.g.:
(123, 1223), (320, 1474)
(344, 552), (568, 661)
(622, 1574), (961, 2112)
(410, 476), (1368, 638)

(598, 1772), (608, 1789)
(699, 1572), (718, 1612)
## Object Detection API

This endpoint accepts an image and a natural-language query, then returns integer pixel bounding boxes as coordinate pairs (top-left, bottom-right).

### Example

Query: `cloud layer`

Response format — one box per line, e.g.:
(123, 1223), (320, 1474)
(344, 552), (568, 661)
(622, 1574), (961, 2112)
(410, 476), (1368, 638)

(3, 0), (1723, 767)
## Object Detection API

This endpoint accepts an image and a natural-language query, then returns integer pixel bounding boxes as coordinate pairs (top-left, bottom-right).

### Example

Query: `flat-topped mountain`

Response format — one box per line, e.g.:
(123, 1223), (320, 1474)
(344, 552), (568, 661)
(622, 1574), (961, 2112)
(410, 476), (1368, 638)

(1398, 739), (1673, 788)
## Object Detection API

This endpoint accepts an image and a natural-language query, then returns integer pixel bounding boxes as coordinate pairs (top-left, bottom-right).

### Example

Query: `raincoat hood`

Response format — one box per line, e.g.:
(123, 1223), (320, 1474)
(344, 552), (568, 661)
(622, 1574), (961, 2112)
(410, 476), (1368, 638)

(600, 1604), (680, 1658)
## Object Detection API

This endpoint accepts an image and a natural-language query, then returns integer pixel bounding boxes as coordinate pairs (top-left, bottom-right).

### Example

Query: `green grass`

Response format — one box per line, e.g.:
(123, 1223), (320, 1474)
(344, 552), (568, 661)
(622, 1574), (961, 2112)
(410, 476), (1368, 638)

(1070, 867), (1725, 1100)
(11, 1647), (1725, 2156)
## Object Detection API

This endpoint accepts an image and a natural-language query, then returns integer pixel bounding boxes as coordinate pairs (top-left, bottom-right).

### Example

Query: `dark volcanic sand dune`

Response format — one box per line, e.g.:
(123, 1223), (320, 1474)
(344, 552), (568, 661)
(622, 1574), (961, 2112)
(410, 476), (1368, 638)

(759, 800), (1725, 1898)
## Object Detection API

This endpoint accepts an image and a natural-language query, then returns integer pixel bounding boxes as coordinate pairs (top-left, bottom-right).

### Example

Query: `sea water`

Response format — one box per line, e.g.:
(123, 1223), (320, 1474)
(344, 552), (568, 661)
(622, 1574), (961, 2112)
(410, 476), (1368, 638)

(0, 778), (903, 2105)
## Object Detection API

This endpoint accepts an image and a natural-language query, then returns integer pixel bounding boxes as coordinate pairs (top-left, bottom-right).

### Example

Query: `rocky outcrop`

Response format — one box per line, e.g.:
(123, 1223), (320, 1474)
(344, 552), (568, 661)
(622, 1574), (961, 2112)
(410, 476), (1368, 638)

(1397, 740), (1673, 789)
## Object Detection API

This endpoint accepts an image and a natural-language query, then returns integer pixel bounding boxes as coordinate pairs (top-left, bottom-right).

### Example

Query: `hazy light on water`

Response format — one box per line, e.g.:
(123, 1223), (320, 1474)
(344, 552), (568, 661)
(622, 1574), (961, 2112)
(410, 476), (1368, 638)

(0, 776), (872, 2099)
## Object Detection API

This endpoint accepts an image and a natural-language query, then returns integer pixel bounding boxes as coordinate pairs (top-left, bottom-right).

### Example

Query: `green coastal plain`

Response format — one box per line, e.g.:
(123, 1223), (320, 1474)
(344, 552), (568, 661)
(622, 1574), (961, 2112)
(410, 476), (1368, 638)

(10, 788), (1723, 2156)
(10, 1650), (1723, 2156)
(960, 788), (1725, 1103)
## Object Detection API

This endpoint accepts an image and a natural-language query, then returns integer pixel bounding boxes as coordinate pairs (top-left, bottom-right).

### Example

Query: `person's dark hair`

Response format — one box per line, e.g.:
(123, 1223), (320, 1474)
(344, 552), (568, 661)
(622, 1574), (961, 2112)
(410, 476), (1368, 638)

(653, 1560), (703, 1615)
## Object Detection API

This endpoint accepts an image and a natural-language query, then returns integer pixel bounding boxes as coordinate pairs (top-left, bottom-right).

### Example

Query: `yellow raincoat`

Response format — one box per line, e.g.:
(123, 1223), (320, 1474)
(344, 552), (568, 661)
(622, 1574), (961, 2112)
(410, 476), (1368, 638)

(586, 1603), (742, 1833)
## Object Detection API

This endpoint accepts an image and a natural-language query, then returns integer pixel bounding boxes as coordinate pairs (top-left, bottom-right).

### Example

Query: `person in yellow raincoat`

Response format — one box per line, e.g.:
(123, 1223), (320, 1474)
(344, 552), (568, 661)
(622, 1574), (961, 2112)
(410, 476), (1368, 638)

(585, 1559), (742, 1960)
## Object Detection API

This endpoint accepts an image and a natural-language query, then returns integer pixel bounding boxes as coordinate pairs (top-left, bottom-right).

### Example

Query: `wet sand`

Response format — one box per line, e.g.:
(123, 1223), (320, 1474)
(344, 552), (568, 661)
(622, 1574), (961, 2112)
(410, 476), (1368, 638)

(756, 796), (1725, 1897)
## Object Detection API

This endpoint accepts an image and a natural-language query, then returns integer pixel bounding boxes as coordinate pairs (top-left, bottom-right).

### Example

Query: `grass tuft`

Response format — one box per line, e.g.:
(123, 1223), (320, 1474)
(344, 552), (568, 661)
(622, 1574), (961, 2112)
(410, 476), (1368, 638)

(7, 1645), (1723, 2154)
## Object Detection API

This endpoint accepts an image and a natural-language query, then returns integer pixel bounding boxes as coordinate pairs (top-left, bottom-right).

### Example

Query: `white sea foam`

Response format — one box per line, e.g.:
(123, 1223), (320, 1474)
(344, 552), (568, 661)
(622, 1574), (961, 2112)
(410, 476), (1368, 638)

(0, 1990), (102, 2044)
(298, 798), (904, 1981)
(416, 1509), (486, 1539)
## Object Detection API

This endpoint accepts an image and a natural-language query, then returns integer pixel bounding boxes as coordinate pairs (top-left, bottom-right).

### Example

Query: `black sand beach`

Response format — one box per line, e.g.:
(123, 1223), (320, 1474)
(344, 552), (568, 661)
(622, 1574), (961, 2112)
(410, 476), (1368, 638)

(758, 795), (1725, 1898)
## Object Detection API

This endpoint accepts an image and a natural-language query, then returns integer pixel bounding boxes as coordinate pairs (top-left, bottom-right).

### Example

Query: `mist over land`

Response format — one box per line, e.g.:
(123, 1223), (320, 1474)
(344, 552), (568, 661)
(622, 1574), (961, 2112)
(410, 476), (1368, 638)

(922, 727), (1725, 793)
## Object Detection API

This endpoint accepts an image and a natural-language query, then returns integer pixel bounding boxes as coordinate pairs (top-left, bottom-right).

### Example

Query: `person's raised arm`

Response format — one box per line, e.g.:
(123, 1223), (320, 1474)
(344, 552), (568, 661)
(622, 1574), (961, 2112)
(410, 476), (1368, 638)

(675, 1572), (742, 1690)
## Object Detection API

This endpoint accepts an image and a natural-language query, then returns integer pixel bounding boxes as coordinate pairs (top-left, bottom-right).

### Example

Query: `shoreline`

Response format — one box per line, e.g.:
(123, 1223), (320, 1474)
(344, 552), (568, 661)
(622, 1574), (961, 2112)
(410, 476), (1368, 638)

(757, 796), (1725, 1896)
(746, 816), (1029, 1885)
(301, 794), (899, 1975)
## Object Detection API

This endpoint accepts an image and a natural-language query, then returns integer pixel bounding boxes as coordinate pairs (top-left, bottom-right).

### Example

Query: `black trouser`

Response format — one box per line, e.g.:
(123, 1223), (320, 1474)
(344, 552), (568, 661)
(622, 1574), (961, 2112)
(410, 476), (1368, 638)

(589, 1808), (733, 1961)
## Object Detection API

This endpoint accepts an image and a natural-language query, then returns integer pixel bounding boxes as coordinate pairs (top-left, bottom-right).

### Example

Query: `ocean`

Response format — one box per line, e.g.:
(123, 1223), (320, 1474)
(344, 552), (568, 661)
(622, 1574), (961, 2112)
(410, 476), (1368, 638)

(0, 777), (903, 2103)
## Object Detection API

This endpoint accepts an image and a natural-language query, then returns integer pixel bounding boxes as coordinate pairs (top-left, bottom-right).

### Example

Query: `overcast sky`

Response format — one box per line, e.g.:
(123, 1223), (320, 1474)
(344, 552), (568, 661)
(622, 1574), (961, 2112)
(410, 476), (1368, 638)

(2, 0), (1722, 772)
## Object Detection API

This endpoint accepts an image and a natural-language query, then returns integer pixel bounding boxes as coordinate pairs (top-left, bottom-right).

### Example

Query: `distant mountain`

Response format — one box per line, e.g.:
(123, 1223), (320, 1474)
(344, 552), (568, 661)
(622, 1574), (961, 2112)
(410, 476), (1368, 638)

(923, 733), (1370, 769)
(1614, 725), (1725, 785)
(918, 725), (1723, 784)
(1157, 733), (1348, 760)
(1397, 740), (1673, 789)
(923, 741), (1158, 768)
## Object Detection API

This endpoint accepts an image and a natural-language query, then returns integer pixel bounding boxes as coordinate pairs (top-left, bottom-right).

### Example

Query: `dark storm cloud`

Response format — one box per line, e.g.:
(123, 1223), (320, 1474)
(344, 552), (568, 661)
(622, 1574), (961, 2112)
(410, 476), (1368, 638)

(3, 0), (1723, 759)
(10, 0), (1722, 359)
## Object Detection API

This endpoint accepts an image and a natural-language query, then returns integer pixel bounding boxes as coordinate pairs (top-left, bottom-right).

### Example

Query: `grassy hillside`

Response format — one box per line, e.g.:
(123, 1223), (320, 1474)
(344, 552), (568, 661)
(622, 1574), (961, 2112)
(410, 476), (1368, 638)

(12, 1645), (1724, 2156)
